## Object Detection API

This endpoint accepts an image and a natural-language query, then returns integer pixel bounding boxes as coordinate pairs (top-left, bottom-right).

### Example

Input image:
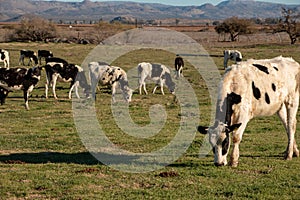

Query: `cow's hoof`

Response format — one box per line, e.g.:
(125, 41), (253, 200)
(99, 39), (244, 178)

(229, 161), (238, 167)
(284, 154), (293, 160)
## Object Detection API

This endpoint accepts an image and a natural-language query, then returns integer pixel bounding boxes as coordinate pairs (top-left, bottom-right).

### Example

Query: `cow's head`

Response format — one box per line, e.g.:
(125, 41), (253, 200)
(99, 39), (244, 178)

(0, 85), (12, 105)
(31, 55), (39, 65)
(198, 121), (241, 166)
(163, 72), (175, 94)
(26, 66), (42, 82)
(123, 86), (134, 103)
(76, 71), (91, 98)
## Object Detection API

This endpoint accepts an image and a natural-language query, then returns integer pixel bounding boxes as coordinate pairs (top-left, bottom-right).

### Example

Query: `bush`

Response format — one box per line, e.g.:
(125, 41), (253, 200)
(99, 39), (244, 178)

(12, 15), (57, 42)
(215, 17), (254, 42)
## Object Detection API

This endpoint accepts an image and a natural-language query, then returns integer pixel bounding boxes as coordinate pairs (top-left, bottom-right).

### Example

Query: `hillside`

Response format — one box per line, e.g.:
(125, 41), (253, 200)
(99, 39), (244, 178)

(0, 0), (299, 22)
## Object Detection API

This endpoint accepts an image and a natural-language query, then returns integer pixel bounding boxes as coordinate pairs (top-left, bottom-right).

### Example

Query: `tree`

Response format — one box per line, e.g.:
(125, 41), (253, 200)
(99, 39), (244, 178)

(274, 8), (300, 44)
(14, 15), (57, 42)
(215, 17), (253, 42)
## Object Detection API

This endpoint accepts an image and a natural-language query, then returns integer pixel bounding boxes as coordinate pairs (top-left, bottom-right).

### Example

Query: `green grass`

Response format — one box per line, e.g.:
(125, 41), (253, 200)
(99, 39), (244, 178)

(0, 41), (300, 199)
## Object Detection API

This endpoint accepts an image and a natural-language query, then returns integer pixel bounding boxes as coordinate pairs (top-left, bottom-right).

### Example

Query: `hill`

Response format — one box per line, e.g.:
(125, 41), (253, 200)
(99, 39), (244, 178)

(0, 0), (299, 22)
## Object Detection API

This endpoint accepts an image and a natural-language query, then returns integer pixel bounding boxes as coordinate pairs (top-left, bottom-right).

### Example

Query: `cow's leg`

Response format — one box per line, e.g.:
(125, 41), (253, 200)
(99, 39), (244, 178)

(45, 73), (51, 99)
(158, 81), (165, 95)
(52, 75), (58, 99)
(277, 104), (299, 158)
(19, 55), (23, 65)
(90, 73), (97, 99)
(223, 58), (228, 69)
(28, 57), (33, 66)
(23, 85), (34, 110)
(69, 81), (80, 99)
(285, 96), (300, 160)
(152, 85), (158, 94)
(160, 85), (165, 95)
(4, 59), (8, 68)
(229, 121), (248, 167)
(180, 67), (183, 77)
(142, 83), (148, 95)
(139, 83), (142, 95)
(24, 89), (29, 110)
(111, 82), (117, 103)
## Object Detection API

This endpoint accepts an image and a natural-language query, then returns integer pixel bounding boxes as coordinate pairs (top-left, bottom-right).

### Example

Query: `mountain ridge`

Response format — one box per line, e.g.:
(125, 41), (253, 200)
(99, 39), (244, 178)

(0, 0), (299, 22)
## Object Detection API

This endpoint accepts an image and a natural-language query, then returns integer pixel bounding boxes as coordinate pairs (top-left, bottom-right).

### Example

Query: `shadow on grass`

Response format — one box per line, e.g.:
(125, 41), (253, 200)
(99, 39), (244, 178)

(0, 152), (101, 165)
(0, 151), (150, 167)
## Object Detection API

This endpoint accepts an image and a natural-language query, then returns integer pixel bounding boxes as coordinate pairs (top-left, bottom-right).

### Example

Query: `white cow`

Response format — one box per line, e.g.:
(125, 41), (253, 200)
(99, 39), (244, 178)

(223, 50), (242, 69)
(138, 62), (175, 95)
(0, 49), (9, 68)
(88, 62), (133, 103)
(198, 56), (300, 167)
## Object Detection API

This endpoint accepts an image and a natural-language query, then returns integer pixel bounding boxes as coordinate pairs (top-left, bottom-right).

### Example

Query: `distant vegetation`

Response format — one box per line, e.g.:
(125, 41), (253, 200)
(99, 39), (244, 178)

(0, 7), (299, 45)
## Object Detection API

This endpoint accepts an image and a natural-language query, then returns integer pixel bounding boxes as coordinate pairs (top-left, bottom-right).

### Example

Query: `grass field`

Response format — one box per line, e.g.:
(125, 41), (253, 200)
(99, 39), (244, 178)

(0, 29), (300, 199)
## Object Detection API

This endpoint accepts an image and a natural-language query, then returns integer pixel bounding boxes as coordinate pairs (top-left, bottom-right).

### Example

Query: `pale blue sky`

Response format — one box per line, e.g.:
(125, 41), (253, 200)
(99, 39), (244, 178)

(56, 0), (300, 6)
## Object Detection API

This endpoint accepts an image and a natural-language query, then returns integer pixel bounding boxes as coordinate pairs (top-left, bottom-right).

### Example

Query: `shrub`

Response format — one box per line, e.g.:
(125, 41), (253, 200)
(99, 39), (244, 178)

(12, 15), (57, 42)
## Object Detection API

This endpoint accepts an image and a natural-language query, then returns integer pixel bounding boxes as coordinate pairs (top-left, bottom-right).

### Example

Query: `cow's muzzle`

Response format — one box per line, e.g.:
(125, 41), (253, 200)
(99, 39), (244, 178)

(214, 162), (225, 167)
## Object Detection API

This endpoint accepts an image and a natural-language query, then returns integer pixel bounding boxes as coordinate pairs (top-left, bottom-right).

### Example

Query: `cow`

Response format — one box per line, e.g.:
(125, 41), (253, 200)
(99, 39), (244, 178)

(0, 49), (9, 68)
(198, 56), (300, 167)
(44, 60), (90, 99)
(0, 66), (42, 110)
(223, 50), (242, 69)
(175, 55), (184, 79)
(138, 62), (175, 95)
(38, 50), (53, 65)
(19, 50), (38, 66)
(88, 61), (133, 103)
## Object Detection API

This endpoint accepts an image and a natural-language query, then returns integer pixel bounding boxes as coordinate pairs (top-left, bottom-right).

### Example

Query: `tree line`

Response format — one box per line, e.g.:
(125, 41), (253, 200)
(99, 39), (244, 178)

(4, 7), (300, 45)
(215, 8), (300, 44)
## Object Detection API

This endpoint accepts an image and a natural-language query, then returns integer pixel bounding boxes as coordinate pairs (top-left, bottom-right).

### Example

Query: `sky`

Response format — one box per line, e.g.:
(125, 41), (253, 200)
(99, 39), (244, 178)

(56, 0), (300, 6)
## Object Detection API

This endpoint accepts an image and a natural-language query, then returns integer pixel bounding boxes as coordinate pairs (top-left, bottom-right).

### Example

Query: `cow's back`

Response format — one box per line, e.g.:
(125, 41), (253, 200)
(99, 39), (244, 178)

(218, 56), (300, 118)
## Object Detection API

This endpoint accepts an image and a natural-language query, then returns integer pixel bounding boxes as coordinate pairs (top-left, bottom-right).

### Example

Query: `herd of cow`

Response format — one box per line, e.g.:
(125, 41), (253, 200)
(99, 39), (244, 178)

(1, 47), (300, 167)
(0, 49), (185, 110)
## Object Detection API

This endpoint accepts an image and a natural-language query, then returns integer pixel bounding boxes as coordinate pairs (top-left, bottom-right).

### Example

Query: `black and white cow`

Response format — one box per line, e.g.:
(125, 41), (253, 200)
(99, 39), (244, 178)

(0, 49), (10, 68)
(44, 59), (90, 99)
(38, 50), (53, 65)
(88, 61), (133, 103)
(175, 55), (184, 79)
(138, 62), (175, 95)
(0, 66), (42, 110)
(198, 56), (300, 167)
(223, 50), (242, 69)
(19, 50), (38, 66)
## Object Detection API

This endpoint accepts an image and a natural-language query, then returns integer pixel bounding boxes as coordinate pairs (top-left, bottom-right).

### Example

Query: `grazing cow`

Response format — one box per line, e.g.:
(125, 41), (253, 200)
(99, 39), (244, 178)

(198, 56), (300, 167)
(223, 50), (242, 69)
(44, 61), (90, 99)
(38, 50), (53, 65)
(138, 62), (175, 95)
(0, 66), (42, 110)
(19, 50), (38, 66)
(88, 61), (133, 103)
(175, 55), (184, 79)
(0, 49), (9, 68)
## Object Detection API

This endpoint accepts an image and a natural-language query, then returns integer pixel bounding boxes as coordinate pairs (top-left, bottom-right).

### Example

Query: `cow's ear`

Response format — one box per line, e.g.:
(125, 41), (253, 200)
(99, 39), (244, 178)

(227, 123), (242, 133)
(197, 126), (209, 135)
